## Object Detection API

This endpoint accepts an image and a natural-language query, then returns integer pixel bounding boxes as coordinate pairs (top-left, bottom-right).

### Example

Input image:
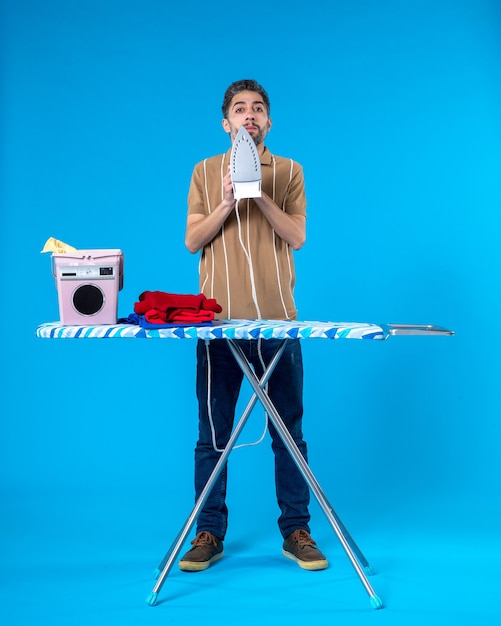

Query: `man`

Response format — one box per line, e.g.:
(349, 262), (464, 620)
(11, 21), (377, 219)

(180, 79), (327, 572)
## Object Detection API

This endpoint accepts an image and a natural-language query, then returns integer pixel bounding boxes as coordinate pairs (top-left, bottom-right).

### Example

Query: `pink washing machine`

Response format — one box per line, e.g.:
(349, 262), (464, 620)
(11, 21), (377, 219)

(52, 249), (124, 325)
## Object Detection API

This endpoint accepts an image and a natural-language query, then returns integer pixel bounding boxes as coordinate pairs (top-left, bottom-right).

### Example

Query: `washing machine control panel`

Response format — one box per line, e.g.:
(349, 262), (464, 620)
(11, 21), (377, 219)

(58, 265), (116, 280)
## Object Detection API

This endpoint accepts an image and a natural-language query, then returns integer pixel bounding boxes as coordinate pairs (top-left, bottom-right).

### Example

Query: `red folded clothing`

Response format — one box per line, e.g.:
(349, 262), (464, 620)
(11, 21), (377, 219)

(134, 290), (222, 325)
(145, 308), (215, 324)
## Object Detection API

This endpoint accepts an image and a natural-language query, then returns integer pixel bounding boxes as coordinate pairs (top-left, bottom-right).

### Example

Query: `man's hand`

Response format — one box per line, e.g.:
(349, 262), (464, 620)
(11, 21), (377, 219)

(223, 169), (235, 205)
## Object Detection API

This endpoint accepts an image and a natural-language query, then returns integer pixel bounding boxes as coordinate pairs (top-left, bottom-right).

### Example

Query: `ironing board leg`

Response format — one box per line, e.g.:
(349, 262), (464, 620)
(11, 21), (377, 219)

(146, 340), (289, 606)
(226, 339), (383, 610)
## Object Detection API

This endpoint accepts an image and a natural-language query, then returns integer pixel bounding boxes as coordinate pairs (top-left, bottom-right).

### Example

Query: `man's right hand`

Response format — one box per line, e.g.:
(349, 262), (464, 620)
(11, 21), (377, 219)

(223, 169), (236, 206)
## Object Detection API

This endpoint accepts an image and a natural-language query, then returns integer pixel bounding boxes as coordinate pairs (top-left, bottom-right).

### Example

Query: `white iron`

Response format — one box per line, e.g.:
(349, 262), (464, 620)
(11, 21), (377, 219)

(230, 126), (262, 200)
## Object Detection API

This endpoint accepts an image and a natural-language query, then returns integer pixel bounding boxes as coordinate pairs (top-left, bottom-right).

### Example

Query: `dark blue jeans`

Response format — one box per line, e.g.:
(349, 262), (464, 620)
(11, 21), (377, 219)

(194, 338), (311, 540)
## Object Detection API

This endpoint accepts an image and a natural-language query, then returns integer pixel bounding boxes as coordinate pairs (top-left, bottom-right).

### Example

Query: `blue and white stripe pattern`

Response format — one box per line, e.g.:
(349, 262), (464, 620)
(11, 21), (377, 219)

(36, 320), (385, 340)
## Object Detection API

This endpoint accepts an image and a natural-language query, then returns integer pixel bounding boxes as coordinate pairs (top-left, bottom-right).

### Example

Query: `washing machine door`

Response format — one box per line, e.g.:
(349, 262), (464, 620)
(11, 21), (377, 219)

(72, 283), (105, 316)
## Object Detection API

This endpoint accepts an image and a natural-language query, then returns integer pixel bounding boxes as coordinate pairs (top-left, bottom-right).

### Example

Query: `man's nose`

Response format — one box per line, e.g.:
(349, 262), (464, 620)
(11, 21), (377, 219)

(245, 110), (255, 120)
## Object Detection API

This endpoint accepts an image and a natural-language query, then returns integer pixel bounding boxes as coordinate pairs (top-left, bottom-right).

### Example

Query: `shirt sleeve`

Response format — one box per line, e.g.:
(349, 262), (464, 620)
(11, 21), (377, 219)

(187, 161), (207, 216)
(285, 161), (307, 217)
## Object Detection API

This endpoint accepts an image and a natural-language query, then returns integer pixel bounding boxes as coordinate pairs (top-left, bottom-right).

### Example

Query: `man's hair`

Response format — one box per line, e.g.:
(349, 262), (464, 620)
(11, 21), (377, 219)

(222, 79), (270, 118)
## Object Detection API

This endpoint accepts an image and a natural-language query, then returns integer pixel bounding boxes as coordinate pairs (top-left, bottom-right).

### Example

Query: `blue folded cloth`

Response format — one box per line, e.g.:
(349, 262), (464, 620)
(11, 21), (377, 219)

(118, 313), (213, 329)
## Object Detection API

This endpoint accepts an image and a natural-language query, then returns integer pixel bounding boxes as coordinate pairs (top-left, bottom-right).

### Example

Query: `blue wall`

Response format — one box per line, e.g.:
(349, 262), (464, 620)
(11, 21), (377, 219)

(1, 0), (500, 550)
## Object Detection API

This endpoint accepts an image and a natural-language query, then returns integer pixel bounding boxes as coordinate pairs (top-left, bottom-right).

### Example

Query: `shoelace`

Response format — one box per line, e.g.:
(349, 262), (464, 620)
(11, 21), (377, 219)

(291, 529), (316, 547)
(191, 531), (218, 547)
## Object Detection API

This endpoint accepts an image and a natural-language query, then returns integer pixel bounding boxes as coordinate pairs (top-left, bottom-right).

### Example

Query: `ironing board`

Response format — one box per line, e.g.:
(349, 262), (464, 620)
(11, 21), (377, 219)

(36, 319), (454, 610)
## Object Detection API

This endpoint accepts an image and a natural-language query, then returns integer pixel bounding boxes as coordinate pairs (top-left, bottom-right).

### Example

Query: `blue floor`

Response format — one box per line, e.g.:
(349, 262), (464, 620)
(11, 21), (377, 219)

(2, 487), (500, 626)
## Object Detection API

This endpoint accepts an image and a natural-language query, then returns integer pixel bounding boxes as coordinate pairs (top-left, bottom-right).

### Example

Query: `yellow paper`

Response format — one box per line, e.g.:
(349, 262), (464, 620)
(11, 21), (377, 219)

(41, 237), (79, 254)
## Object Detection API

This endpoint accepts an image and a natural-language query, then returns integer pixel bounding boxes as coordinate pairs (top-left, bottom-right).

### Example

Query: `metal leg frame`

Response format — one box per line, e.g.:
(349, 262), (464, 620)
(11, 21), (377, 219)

(146, 340), (288, 606)
(226, 340), (383, 610)
(147, 339), (383, 610)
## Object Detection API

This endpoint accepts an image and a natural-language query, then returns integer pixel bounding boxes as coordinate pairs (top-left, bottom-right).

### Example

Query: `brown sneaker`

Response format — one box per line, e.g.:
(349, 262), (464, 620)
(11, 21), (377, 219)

(282, 529), (328, 570)
(178, 531), (224, 572)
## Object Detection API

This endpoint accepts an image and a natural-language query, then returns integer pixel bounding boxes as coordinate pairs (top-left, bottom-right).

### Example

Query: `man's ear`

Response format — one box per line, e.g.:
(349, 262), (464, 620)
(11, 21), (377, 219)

(267, 117), (272, 132)
(222, 118), (231, 134)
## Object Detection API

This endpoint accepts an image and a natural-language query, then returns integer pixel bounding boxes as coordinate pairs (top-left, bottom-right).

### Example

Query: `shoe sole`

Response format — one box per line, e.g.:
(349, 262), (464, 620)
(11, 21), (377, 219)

(179, 550), (224, 572)
(282, 549), (328, 571)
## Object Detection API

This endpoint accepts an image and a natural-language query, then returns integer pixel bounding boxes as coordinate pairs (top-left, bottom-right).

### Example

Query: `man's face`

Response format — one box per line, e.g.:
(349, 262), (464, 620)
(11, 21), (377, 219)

(222, 90), (272, 146)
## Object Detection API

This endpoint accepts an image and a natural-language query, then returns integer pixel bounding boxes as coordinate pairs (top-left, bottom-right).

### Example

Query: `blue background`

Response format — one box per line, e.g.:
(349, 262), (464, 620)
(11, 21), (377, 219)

(1, 0), (500, 624)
